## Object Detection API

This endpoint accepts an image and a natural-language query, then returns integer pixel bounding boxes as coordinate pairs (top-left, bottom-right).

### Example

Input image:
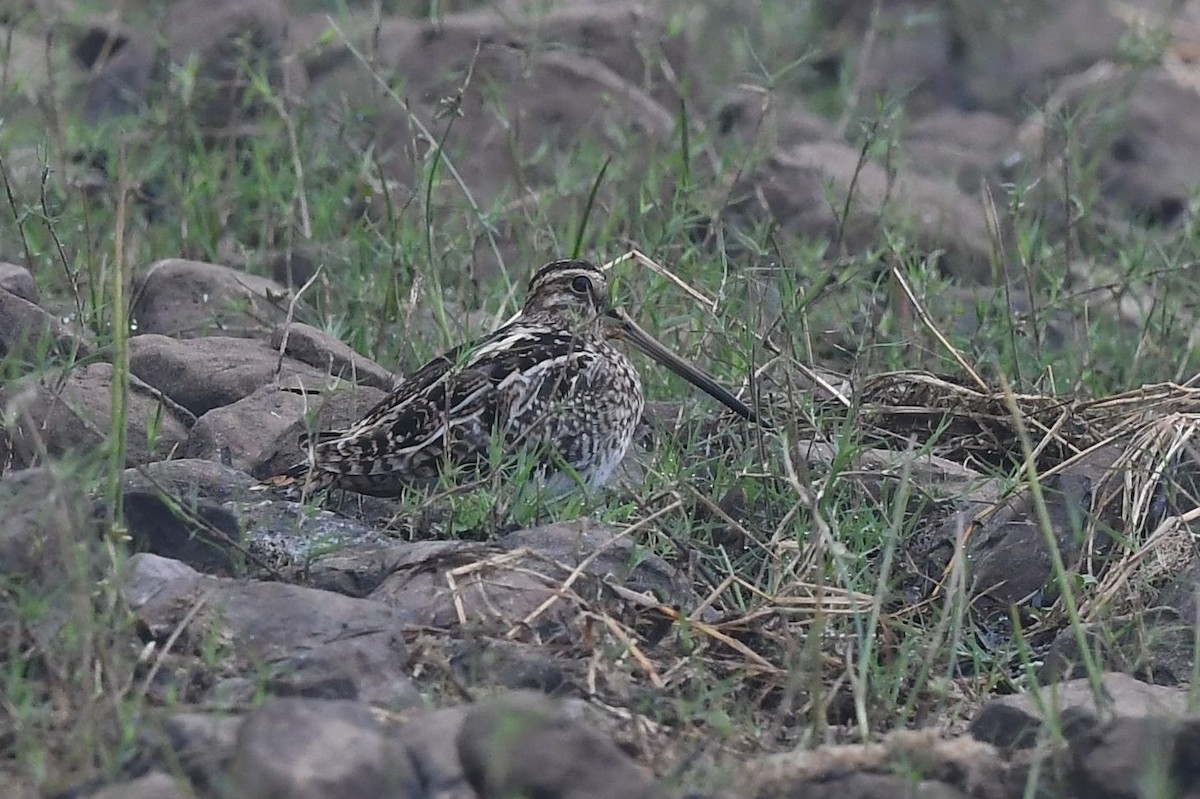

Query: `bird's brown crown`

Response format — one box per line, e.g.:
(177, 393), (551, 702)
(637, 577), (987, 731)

(521, 260), (610, 324)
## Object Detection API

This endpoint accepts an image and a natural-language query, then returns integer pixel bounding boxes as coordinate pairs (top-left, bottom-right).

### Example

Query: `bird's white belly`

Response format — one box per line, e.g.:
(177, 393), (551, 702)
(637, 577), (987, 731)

(584, 442), (632, 490)
(536, 425), (636, 497)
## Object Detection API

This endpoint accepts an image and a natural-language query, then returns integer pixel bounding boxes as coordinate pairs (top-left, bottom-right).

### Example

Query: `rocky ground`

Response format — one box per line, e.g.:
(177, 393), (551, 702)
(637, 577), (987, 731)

(4, 0), (1200, 797)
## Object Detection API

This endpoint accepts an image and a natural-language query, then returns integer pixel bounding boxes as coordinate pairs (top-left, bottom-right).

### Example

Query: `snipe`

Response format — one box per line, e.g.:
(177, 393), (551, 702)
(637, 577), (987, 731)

(266, 259), (761, 497)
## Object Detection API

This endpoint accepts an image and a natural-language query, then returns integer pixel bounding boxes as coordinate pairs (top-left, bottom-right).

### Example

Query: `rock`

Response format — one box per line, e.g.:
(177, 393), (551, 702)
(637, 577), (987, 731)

(363, 45), (674, 216)
(123, 550), (201, 604)
(297, 4), (685, 108)
(162, 0), (304, 131)
(1151, 555), (1200, 626)
(457, 691), (658, 799)
(904, 469), (1103, 626)
(710, 87), (834, 152)
(726, 140), (994, 284)
(0, 262), (37, 302)
(237, 500), (394, 579)
(303, 538), (480, 598)
(78, 0), (303, 129)
(229, 698), (417, 799)
(969, 672), (1190, 750)
(1065, 68), (1200, 227)
(963, 0), (1130, 112)
(371, 521), (693, 632)
(753, 772), (970, 799)
(182, 384), (308, 474)
(124, 553), (420, 707)
(131, 259), (293, 338)
(370, 540), (525, 628)
(128, 334), (338, 416)
(1039, 608), (1196, 687)
(964, 471), (1098, 619)
(1068, 715), (1200, 799)
(391, 706), (473, 799)
(902, 109), (1017, 192)
(84, 771), (188, 799)
(801, 438), (997, 506)
(2, 362), (193, 469)
(122, 458), (261, 504)
(0, 286), (93, 361)
(135, 712), (243, 796)
(121, 487), (245, 575)
(301, 14), (676, 276)
(498, 520), (696, 604)
(848, 4), (969, 117)
(270, 322), (395, 391)
(0, 770), (40, 799)
(246, 247), (321, 289)
(0, 467), (96, 583)
(448, 637), (566, 693)
(73, 20), (157, 121)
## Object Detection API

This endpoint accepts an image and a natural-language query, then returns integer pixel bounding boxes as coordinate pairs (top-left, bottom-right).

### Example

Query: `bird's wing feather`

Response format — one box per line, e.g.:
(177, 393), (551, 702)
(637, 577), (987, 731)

(307, 324), (597, 479)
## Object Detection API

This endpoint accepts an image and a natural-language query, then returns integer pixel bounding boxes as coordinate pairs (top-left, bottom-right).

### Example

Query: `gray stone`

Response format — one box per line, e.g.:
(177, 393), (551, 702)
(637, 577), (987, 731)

(271, 322), (395, 390)
(128, 334), (338, 416)
(74, 19), (155, 121)
(1069, 715), (1200, 799)
(457, 691), (659, 799)
(123, 553), (202, 608)
(499, 520), (697, 604)
(902, 109), (1017, 190)
(964, 0), (1134, 111)
(303, 538), (474, 598)
(137, 712), (243, 795)
(131, 259), (293, 338)
(727, 140), (993, 284)
(230, 698), (417, 799)
(0, 262), (37, 303)
(448, 637), (566, 693)
(970, 672), (1190, 750)
(964, 471), (1097, 616)
(121, 487), (245, 575)
(122, 459), (261, 505)
(124, 553), (419, 707)
(182, 384), (308, 473)
(162, 0), (304, 131)
(84, 771), (188, 799)
(1039, 609), (1196, 687)
(0, 286), (93, 361)
(2, 363), (193, 469)
(750, 773), (969, 799)
(371, 548), (558, 630)
(0, 467), (96, 582)
(0, 770), (40, 799)
(372, 521), (696, 632)
(391, 706), (473, 799)
(711, 86), (834, 151)
(236, 500), (392, 578)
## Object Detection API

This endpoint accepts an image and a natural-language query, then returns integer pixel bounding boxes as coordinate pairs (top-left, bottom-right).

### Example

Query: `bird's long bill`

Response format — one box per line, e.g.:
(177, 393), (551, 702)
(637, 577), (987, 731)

(606, 308), (761, 425)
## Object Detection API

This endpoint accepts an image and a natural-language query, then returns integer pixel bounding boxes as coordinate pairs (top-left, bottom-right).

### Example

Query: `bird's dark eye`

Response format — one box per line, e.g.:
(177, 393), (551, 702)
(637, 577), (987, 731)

(570, 276), (591, 295)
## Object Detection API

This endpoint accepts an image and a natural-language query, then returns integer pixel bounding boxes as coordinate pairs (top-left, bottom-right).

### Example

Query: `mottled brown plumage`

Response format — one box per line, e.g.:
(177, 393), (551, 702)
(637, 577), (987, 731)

(267, 259), (759, 497)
